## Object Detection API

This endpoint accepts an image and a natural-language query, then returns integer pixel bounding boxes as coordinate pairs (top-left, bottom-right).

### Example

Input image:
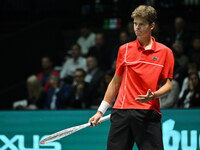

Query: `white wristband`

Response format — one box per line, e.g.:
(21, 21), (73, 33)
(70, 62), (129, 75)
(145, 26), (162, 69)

(98, 100), (110, 115)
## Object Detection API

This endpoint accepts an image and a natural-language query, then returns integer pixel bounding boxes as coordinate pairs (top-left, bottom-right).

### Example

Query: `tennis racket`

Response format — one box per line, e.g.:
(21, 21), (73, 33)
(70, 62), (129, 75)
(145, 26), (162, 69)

(40, 114), (111, 144)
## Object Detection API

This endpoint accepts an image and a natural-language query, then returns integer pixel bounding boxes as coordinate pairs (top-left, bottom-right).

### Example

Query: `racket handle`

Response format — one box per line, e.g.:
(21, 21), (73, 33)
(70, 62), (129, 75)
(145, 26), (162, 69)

(90, 114), (111, 126)
(99, 114), (111, 122)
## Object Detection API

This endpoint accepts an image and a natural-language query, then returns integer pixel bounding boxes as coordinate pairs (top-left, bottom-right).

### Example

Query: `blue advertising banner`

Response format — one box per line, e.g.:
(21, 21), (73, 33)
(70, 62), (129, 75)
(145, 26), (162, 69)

(0, 109), (200, 150)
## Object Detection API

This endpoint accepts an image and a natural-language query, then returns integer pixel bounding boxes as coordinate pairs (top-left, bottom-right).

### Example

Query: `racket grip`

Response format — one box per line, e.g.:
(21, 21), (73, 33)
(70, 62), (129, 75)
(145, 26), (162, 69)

(90, 114), (111, 126)
(99, 114), (111, 122)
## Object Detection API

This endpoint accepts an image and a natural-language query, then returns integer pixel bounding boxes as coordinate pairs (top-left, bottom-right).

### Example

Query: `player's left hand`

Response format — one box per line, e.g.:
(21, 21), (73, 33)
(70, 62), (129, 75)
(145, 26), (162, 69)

(135, 89), (155, 103)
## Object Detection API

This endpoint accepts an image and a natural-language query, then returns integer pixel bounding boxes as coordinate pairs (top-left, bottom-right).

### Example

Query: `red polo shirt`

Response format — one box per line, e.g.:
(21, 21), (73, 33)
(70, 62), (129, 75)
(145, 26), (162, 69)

(113, 37), (174, 114)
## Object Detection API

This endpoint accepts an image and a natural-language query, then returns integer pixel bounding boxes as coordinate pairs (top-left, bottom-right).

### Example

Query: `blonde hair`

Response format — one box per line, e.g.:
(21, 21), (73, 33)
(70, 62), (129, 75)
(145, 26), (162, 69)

(131, 5), (157, 24)
(27, 75), (43, 100)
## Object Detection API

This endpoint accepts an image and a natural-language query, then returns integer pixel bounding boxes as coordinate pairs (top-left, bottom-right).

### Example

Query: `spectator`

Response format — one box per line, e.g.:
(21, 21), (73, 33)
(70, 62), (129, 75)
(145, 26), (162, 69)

(174, 17), (186, 42)
(119, 30), (131, 46)
(85, 56), (104, 107)
(26, 75), (46, 109)
(13, 75), (46, 110)
(159, 79), (180, 108)
(70, 69), (90, 109)
(77, 23), (96, 56)
(172, 41), (189, 68)
(88, 32), (111, 71)
(173, 58), (187, 88)
(111, 59), (117, 73)
(152, 23), (170, 46)
(110, 30), (131, 64)
(179, 63), (200, 99)
(37, 56), (59, 92)
(126, 21), (136, 41)
(44, 75), (71, 110)
(169, 17), (190, 50)
(188, 34), (200, 67)
(60, 44), (87, 81)
(152, 23), (160, 41)
(98, 70), (115, 107)
(178, 72), (200, 108)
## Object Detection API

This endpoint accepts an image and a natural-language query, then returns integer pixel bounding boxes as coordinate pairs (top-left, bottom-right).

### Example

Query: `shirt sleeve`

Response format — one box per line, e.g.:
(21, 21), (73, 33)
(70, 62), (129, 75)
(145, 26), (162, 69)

(115, 46), (125, 76)
(161, 49), (174, 80)
(60, 61), (69, 79)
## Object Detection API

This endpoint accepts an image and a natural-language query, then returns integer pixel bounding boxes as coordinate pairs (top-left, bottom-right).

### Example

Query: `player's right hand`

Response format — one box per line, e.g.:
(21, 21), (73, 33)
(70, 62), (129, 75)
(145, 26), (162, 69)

(89, 111), (103, 127)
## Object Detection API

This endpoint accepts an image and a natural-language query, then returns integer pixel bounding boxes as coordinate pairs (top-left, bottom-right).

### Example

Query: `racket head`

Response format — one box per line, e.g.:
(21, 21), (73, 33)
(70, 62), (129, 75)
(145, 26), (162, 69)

(40, 123), (90, 144)
(40, 114), (110, 144)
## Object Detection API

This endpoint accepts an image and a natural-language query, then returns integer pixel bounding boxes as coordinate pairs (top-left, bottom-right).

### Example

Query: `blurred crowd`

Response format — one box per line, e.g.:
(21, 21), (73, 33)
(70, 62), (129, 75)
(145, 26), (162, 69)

(13, 16), (200, 110)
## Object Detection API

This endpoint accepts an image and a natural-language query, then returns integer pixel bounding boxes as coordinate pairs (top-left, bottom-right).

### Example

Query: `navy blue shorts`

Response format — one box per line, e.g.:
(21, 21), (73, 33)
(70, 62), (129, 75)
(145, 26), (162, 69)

(107, 109), (164, 150)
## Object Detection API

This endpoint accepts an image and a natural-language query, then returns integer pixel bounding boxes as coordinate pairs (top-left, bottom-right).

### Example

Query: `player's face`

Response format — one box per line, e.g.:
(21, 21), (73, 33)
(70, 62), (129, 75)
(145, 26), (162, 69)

(133, 17), (154, 38)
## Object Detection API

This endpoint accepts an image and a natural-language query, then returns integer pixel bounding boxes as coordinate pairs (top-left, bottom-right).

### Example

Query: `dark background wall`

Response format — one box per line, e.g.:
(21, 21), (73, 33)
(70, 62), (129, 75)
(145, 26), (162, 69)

(0, 0), (200, 109)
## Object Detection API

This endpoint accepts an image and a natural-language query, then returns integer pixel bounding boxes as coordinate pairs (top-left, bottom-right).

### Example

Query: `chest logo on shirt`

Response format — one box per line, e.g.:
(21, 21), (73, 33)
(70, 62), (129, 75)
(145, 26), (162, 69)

(153, 56), (158, 60)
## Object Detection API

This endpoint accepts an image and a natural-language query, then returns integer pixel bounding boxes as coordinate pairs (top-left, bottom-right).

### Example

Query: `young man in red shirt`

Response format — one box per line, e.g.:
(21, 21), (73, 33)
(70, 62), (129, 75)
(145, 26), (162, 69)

(89, 5), (174, 150)
(38, 56), (59, 92)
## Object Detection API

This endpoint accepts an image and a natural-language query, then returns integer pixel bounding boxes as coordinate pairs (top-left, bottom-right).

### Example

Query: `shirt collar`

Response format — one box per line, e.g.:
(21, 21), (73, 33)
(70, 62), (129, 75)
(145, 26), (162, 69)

(136, 37), (156, 51)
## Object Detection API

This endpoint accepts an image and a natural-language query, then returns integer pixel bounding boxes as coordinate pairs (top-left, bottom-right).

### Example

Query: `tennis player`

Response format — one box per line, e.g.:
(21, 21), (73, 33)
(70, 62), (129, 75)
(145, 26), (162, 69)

(89, 5), (174, 150)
